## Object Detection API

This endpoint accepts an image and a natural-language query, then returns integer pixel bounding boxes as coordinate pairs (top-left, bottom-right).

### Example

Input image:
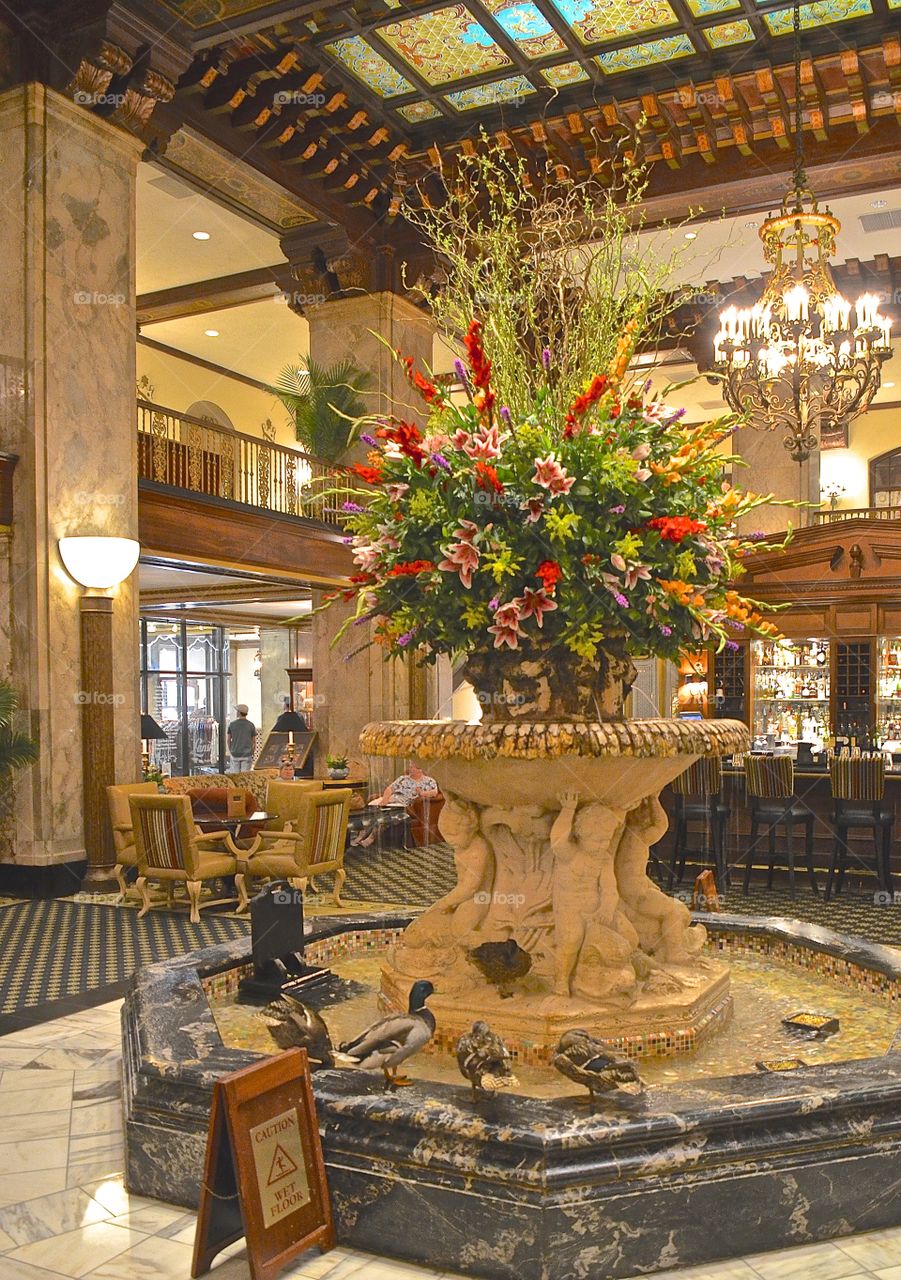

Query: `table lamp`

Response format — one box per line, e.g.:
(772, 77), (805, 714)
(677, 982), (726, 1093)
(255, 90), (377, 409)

(140, 712), (168, 773)
(272, 709), (307, 764)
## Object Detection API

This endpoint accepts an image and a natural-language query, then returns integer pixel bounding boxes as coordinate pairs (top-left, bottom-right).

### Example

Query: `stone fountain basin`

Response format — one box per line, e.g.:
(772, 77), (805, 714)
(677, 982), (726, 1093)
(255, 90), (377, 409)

(359, 717), (746, 809)
(122, 911), (901, 1280)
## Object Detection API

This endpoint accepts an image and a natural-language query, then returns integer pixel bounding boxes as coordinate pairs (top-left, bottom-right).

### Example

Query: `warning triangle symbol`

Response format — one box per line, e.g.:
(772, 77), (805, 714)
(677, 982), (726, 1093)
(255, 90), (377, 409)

(267, 1143), (299, 1186)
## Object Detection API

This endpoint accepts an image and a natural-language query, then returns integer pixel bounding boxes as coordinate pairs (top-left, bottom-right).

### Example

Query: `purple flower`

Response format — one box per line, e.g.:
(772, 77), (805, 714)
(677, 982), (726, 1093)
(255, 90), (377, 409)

(746, 531), (768, 542)
(725, 640), (740, 651)
(614, 592), (629, 608)
(397, 630), (416, 647)
(431, 453), (450, 470)
(342, 536), (354, 544)
(665, 408), (686, 425)
(642, 378), (652, 394)
(342, 501), (364, 513)
(360, 433), (378, 447)
(500, 406), (512, 426)
(453, 358), (472, 394)
(541, 347), (551, 371)
(609, 504), (626, 515)
(488, 596), (499, 611)
(659, 625), (673, 637)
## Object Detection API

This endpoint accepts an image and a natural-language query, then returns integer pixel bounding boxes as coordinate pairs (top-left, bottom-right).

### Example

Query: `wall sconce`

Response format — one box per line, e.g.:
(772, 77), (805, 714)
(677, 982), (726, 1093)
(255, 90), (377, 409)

(58, 536), (139, 590)
(59, 535), (140, 888)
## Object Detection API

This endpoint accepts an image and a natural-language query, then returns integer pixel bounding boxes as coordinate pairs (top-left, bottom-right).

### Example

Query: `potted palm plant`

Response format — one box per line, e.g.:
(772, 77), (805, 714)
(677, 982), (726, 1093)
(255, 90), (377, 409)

(273, 359), (371, 463)
(0, 680), (38, 856)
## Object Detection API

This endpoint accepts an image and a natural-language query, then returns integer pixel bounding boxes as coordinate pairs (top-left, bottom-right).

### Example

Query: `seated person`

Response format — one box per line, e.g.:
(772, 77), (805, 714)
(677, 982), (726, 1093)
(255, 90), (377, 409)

(351, 762), (439, 848)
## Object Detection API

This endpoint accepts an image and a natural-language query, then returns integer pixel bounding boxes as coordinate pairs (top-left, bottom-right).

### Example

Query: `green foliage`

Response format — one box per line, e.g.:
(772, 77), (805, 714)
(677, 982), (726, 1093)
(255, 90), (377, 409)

(402, 133), (694, 420)
(273, 359), (371, 462)
(0, 682), (38, 780)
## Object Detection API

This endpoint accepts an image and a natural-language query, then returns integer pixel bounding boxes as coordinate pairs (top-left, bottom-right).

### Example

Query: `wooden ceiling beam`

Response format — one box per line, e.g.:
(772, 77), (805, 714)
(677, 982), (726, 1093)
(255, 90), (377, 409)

(137, 265), (293, 325)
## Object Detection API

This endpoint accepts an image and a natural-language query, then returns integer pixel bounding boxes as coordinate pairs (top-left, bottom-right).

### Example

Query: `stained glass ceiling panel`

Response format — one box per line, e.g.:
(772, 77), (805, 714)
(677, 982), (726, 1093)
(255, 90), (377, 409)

(541, 60), (591, 86)
(704, 17), (754, 44)
(761, 0), (872, 30)
(444, 74), (537, 109)
(396, 101), (443, 122)
(480, 0), (568, 59)
(377, 6), (514, 84)
(596, 31), (693, 72)
(324, 35), (414, 96)
(687, 0), (740, 13)
(548, 0), (678, 46)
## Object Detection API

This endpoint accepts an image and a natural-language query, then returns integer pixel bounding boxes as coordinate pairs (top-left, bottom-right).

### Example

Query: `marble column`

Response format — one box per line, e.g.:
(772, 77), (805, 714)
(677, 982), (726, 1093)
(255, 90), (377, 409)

(734, 425), (819, 533)
(0, 85), (141, 879)
(307, 292), (438, 770)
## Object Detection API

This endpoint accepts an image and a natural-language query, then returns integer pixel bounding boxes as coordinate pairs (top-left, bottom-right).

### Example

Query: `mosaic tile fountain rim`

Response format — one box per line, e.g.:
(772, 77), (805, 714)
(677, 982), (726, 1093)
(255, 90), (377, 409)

(128, 908), (901, 1149)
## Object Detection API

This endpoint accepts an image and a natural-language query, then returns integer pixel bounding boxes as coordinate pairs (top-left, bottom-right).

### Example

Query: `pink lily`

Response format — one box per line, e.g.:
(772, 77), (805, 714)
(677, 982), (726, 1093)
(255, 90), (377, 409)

(532, 454), (575, 496)
(463, 424), (503, 460)
(631, 443), (651, 461)
(438, 539), (480, 589)
(385, 483), (409, 501)
(514, 586), (558, 628)
(520, 496), (545, 523)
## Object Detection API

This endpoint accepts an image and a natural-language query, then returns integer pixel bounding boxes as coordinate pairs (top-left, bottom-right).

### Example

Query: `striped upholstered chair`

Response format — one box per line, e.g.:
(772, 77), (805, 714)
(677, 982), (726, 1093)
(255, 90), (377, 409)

(669, 756), (730, 891)
(129, 794), (249, 923)
(245, 788), (351, 905)
(827, 754), (894, 900)
(742, 755), (818, 896)
(106, 781), (161, 903)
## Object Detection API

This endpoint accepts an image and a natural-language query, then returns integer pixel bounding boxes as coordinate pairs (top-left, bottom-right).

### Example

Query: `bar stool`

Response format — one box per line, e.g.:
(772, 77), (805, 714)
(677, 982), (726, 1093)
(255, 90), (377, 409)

(826, 753), (894, 901)
(742, 755), (818, 897)
(668, 756), (730, 892)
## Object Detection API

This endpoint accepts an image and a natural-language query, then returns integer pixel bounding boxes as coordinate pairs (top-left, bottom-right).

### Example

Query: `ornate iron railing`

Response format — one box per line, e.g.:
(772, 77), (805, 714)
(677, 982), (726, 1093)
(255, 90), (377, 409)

(137, 400), (359, 525)
(815, 506), (901, 524)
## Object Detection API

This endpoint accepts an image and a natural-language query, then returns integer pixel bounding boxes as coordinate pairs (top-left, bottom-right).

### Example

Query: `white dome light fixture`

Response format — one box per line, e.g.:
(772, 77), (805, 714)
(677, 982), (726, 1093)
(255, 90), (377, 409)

(59, 537), (140, 590)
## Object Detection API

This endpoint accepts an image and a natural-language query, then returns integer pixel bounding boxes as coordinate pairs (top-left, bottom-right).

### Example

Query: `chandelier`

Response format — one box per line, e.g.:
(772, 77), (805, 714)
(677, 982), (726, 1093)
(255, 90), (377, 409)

(711, 0), (892, 463)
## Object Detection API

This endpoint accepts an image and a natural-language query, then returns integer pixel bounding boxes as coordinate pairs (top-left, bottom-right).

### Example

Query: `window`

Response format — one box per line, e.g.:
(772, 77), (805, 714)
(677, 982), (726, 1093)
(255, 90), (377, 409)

(869, 447), (901, 509)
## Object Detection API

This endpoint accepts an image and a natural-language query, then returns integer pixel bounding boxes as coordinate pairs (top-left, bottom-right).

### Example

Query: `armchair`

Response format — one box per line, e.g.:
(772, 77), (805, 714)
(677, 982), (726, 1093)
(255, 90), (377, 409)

(106, 781), (161, 902)
(246, 787), (351, 906)
(129, 793), (249, 923)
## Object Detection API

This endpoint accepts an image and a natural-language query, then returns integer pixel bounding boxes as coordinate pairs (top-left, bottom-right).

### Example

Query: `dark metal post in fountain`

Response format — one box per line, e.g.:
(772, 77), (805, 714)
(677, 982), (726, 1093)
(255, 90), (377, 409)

(238, 881), (331, 1000)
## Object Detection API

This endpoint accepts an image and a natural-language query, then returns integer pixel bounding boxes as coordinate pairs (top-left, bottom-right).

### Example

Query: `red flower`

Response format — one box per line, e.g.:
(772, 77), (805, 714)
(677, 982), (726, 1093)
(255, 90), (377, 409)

(646, 516), (707, 543)
(349, 572), (376, 584)
(463, 320), (496, 416)
(376, 420), (426, 466)
(536, 560), (562, 593)
(388, 560), (436, 576)
(568, 374), (608, 419)
(474, 461), (503, 493)
(353, 463), (383, 485)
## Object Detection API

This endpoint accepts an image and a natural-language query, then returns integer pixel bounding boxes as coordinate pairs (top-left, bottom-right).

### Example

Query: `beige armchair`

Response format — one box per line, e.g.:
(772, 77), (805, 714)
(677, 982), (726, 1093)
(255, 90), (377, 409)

(246, 787), (351, 906)
(107, 781), (161, 902)
(129, 793), (249, 923)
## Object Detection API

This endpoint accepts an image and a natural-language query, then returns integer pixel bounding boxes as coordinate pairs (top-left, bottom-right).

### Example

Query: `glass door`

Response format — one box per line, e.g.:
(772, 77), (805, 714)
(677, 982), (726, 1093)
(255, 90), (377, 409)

(141, 620), (230, 775)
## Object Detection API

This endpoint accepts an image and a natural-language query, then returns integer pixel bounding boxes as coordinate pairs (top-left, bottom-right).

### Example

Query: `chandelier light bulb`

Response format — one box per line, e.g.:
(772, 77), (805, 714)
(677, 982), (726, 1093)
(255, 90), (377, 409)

(784, 284), (809, 323)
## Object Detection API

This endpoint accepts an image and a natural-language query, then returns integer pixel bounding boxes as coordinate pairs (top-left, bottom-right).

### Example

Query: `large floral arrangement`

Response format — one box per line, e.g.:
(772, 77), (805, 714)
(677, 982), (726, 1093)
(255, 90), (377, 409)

(334, 319), (786, 665)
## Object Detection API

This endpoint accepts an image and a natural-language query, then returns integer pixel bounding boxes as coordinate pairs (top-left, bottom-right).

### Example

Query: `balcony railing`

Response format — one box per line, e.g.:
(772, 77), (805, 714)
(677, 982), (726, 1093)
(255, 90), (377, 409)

(137, 400), (359, 525)
(814, 506), (901, 524)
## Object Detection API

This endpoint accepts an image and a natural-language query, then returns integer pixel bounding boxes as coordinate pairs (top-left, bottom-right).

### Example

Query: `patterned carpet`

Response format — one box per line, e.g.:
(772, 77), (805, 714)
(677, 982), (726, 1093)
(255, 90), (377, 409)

(0, 899), (249, 1019)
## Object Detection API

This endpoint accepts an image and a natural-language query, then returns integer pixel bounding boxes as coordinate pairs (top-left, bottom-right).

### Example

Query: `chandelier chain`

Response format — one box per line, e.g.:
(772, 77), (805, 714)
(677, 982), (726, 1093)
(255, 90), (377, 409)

(793, 0), (805, 198)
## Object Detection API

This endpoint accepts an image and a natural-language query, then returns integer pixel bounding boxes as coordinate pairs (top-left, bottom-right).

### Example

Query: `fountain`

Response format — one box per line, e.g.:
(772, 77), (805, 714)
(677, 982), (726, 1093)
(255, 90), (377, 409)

(366, 716), (745, 1059)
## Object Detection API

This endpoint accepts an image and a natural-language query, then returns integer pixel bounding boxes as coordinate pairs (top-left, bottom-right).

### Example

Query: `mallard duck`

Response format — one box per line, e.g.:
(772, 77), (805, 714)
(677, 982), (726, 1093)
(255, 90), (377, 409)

(552, 1029), (645, 1102)
(456, 1021), (519, 1100)
(259, 994), (335, 1069)
(467, 940), (532, 998)
(337, 979), (435, 1088)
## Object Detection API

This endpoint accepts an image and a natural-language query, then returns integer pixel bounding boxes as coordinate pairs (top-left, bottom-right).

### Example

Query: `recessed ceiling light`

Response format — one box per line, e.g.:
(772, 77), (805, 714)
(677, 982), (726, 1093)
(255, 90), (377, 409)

(745, 221), (757, 229)
(871, 199), (888, 209)
(204, 329), (219, 337)
(192, 231), (211, 240)
(884, 381), (895, 389)
(684, 231), (697, 240)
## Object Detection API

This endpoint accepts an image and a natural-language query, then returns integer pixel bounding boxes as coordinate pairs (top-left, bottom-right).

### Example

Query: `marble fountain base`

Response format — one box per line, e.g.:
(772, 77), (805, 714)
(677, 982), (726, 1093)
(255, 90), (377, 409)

(122, 913), (901, 1280)
(365, 718), (745, 1059)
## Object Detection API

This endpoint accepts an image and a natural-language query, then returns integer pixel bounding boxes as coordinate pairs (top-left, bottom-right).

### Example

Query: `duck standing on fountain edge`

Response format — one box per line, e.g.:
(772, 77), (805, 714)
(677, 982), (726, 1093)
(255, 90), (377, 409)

(337, 979), (435, 1088)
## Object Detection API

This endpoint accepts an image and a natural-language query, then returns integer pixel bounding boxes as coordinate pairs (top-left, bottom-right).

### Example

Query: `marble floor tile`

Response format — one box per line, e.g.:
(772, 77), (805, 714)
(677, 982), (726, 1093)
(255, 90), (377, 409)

(874, 1268), (901, 1280)
(0, 1085), (73, 1114)
(0, 1045), (56, 1069)
(0, 1110), (71, 1143)
(0, 1070), (75, 1093)
(112, 1204), (191, 1235)
(626, 1261), (761, 1280)
(68, 1134), (123, 1162)
(30, 1049), (119, 1072)
(69, 1103), (122, 1138)
(838, 1228), (901, 1271)
(746, 1241), (871, 1280)
(0, 1169), (69, 1207)
(72, 1080), (121, 1106)
(0, 1187), (112, 1246)
(7, 1221), (148, 1278)
(66, 1161), (128, 1191)
(83, 1235), (195, 1279)
(0, 1258), (74, 1279)
(0, 1137), (71, 1176)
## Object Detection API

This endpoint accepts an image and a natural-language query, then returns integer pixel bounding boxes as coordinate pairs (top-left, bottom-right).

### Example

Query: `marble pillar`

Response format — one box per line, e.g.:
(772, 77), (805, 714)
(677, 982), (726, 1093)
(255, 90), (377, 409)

(259, 625), (292, 741)
(734, 424), (819, 532)
(0, 85), (141, 873)
(308, 293), (438, 768)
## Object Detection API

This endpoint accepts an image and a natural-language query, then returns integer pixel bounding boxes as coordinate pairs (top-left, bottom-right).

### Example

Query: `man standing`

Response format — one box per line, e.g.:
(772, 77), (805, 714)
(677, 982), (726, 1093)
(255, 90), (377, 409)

(227, 704), (256, 773)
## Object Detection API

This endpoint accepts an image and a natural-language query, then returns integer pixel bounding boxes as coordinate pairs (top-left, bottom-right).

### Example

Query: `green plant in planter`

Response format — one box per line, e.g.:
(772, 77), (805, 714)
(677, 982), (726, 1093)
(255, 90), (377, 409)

(0, 681), (38, 779)
(326, 753), (349, 771)
(273, 359), (371, 463)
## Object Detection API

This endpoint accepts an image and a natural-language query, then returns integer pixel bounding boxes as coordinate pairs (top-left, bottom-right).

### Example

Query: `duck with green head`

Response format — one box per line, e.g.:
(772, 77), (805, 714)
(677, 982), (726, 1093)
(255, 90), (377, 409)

(337, 980), (435, 1088)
